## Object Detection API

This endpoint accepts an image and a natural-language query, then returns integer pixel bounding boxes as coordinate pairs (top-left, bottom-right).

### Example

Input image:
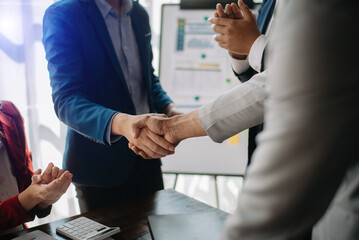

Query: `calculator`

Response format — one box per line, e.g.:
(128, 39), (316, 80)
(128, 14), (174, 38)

(56, 216), (120, 240)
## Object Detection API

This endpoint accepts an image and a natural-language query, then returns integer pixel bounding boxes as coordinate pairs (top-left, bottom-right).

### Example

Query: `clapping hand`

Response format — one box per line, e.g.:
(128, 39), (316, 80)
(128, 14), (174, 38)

(18, 163), (73, 212)
(209, 0), (261, 57)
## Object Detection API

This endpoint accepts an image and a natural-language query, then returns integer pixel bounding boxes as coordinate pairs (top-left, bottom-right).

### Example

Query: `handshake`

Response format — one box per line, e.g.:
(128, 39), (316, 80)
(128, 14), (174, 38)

(111, 110), (206, 159)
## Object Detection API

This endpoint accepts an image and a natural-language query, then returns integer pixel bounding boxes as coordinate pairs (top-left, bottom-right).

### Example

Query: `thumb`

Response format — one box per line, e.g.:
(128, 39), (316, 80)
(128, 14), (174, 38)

(32, 173), (42, 184)
(238, 0), (252, 20)
(34, 168), (42, 175)
(132, 116), (149, 139)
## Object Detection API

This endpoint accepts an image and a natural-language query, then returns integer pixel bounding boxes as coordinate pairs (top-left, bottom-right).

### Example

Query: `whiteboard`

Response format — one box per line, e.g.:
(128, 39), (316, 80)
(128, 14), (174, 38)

(159, 4), (248, 175)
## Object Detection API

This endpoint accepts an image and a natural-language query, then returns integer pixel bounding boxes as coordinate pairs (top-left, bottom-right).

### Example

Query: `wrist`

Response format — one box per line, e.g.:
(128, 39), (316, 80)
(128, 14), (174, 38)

(230, 52), (247, 60)
(37, 202), (50, 209)
(18, 186), (42, 212)
(163, 103), (182, 117)
(168, 110), (205, 141)
(111, 113), (135, 137)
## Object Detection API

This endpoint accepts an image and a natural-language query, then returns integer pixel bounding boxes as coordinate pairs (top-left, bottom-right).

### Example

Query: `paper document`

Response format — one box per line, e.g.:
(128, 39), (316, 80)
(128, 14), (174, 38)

(12, 230), (57, 240)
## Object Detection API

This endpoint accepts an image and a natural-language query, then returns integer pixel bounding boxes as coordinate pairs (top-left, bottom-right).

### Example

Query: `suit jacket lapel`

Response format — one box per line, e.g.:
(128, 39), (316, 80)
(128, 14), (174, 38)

(81, 0), (126, 82)
(130, 3), (150, 89)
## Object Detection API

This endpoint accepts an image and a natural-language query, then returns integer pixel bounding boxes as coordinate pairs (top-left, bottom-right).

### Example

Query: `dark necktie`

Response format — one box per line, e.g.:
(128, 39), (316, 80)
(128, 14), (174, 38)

(257, 0), (276, 34)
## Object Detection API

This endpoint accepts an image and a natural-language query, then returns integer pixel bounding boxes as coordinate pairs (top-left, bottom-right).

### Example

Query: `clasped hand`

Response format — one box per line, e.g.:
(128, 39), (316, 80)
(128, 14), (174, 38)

(111, 106), (183, 159)
(128, 114), (181, 159)
(208, 0), (261, 57)
(126, 111), (205, 159)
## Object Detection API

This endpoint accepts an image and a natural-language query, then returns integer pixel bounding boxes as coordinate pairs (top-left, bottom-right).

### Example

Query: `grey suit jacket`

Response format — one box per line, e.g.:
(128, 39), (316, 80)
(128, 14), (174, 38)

(201, 0), (359, 239)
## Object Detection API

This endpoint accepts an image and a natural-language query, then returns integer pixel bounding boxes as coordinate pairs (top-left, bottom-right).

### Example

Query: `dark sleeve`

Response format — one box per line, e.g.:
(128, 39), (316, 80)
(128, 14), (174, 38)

(30, 205), (52, 219)
(234, 46), (268, 83)
(234, 67), (258, 83)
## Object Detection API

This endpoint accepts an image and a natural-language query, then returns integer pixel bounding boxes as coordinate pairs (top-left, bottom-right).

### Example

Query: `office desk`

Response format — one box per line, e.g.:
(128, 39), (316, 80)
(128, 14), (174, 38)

(3, 189), (228, 240)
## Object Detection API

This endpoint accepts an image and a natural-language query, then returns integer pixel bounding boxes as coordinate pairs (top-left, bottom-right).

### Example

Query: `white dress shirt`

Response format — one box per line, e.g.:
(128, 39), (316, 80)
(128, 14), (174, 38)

(230, 1), (278, 74)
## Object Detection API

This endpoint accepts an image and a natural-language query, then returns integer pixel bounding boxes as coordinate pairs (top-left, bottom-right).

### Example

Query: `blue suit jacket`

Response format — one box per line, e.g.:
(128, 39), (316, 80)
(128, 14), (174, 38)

(43, 0), (173, 186)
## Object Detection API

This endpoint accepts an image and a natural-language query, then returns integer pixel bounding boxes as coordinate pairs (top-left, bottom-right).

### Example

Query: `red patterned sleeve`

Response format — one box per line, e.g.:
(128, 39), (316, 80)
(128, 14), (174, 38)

(0, 195), (34, 232)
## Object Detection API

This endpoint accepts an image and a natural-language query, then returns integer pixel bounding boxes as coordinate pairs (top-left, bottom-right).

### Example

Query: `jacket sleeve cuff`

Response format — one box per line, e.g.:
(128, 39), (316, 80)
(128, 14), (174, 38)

(248, 35), (268, 72)
(104, 113), (122, 145)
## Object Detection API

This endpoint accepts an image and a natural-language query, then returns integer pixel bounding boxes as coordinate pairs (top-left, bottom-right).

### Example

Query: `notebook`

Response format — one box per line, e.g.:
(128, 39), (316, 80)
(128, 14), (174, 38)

(12, 230), (57, 240)
(148, 212), (224, 240)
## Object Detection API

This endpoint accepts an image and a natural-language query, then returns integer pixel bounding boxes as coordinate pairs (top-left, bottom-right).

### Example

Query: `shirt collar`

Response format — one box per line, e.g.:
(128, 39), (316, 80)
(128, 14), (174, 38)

(95, 0), (133, 18)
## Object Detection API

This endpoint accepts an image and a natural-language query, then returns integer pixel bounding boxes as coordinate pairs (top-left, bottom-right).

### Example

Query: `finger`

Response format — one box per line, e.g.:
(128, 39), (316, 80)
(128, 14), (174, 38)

(34, 168), (42, 175)
(32, 173), (42, 183)
(211, 24), (228, 35)
(50, 171), (70, 190)
(208, 17), (231, 27)
(138, 150), (150, 159)
(214, 11), (219, 18)
(238, 0), (252, 21)
(42, 162), (54, 182)
(225, 4), (234, 19)
(57, 169), (64, 179)
(231, 3), (244, 19)
(59, 173), (73, 193)
(137, 143), (165, 159)
(216, 3), (226, 18)
(44, 162), (54, 173)
(128, 142), (141, 156)
(150, 113), (167, 118)
(213, 35), (227, 44)
(146, 129), (175, 153)
(51, 166), (59, 181)
(132, 115), (150, 139)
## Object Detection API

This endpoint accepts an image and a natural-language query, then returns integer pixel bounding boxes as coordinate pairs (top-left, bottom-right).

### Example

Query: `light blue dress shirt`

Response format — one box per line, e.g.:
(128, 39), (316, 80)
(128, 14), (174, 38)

(95, 0), (150, 144)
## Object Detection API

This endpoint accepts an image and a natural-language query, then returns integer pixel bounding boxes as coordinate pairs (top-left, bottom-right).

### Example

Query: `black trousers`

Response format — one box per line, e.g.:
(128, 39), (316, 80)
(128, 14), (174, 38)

(247, 123), (264, 165)
(74, 158), (164, 212)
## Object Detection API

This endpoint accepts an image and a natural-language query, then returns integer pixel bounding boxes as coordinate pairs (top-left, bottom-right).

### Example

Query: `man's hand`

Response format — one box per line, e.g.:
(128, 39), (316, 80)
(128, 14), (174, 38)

(18, 166), (73, 212)
(209, 0), (261, 56)
(214, 2), (246, 60)
(129, 111), (206, 159)
(37, 162), (63, 185)
(129, 126), (175, 159)
(111, 113), (175, 159)
(214, 3), (244, 20)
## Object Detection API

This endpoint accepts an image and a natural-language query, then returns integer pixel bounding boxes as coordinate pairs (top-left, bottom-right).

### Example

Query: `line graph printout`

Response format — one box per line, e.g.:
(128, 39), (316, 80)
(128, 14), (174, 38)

(160, 5), (239, 107)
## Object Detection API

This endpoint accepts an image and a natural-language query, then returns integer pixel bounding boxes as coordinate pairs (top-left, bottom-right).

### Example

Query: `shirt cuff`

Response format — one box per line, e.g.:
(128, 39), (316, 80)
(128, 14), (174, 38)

(248, 34), (268, 72)
(105, 113), (122, 145)
(230, 53), (250, 74)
